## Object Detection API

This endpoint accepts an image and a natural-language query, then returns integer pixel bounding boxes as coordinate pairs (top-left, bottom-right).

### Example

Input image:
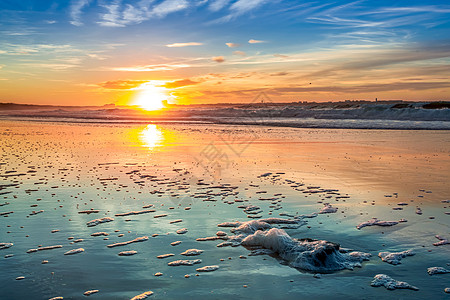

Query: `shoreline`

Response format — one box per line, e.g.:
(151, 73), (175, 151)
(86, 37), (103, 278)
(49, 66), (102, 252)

(1, 116), (450, 130)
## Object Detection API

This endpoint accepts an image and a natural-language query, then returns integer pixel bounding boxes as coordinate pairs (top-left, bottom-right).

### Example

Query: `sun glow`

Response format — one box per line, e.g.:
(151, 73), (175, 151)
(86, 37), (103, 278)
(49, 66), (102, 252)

(139, 124), (163, 149)
(133, 81), (171, 111)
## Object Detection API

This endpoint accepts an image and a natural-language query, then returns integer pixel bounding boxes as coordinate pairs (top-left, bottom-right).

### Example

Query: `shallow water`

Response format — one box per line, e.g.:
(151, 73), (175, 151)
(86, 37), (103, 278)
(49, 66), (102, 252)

(0, 120), (449, 299)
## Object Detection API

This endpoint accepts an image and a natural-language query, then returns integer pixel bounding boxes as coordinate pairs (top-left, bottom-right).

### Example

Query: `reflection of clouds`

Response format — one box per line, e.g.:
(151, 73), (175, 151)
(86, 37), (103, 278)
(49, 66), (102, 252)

(140, 124), (163, 150)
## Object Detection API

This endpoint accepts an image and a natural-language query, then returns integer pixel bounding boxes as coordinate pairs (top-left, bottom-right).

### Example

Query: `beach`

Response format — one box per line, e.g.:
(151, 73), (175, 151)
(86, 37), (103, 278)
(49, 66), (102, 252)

(1, 119), (449, 299)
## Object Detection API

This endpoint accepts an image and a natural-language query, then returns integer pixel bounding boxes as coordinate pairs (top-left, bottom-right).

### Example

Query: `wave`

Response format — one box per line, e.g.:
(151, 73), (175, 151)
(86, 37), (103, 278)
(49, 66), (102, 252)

(1, 101), (449, 130)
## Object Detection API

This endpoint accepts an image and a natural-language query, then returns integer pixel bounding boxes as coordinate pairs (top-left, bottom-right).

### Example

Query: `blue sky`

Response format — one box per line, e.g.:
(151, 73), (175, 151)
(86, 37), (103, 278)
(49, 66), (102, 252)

(1, 0), (450, 105)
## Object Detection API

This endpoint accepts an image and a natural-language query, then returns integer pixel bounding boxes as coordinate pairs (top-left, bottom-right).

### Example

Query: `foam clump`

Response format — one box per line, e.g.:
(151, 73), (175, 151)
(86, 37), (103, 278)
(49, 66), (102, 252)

(27, 245), (63, 253)
(83, 290), (99, 296)
(319, 203), (338, 214)
(91, 232), (109, 237)
(217, 218), (370, 272)
(356, 218), (400, 230)
(107, 236), (148, 248)
(371, 274), (419, 291)
(176, 228), (188, 234)
(240, 227), (370, 272)
(168, 259), (202, 266)
(196, 265), (219, 272)
(433, 235), (449, 246)
(181, 249), (203, 256)
(0, 243), (13, 250)
(115, 210), (155, 217)
(64, 248), (84, 255)
(118, 250), (138, 256)
(157, 253), (174, 259)
(217, 221), (241, 228)
(243, 205), (261, 214)
(427, 267), (450, 275)
(130, 291), (153, 300)
(378, 250), (414, 265)
(86, 217), (114, 227)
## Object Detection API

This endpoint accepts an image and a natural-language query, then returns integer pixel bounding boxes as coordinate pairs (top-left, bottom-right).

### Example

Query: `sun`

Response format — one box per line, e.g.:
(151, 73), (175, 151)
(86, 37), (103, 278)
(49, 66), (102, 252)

(133, 81), (170, 111)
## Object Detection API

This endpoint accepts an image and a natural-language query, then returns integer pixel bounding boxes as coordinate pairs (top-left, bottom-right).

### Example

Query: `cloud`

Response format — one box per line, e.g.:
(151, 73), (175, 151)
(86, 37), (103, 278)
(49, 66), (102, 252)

(164, 79), (199, 88)
(305, 42), (450, 79)
(377, 6), (450, 14)
(270, 72), (289, 76)
(249, 39), (265, 44)
(226, 42), (240, 48)
(274, 54), (289, 58)
(212, 56), (225, 63)
(271, 81), (450, 94)
(211, 0), (269, 23)
(70, 0), (91, 26)
(98, 1), (125, 27)
(233, 51), (246, 56)
(229, 0), (268, 16)
(112, 63), (190, 72)
(24, 63), (77, 70)
(166, 42), (203, 48)
(98, 0), (189, 27)
(305, 2), (450, 32)
(209, 0), (230, 12)
(151, 0), (188, 18)
(99, 80), (148, 90)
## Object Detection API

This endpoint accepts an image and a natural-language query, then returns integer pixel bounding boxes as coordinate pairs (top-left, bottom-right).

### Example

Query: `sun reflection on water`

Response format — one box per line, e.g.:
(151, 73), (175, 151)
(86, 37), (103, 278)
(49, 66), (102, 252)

(139, 124), (163, 150)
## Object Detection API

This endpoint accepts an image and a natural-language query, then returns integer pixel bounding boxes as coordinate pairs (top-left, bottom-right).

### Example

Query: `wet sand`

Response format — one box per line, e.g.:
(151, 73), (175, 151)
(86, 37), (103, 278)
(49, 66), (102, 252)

(0, 119), (449, 299)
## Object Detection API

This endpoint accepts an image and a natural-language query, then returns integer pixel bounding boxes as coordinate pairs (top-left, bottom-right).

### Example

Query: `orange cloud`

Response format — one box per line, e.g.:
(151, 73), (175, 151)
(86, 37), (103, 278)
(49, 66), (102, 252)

(212, 56), (225, 63)
(99, 80), (148, 89)
(163, 79), (199, 89)
(113, 64), (190, 72)
(249, 39), (265, 44)
(233, 50), (246, 56)
(226, 42), (240, 48)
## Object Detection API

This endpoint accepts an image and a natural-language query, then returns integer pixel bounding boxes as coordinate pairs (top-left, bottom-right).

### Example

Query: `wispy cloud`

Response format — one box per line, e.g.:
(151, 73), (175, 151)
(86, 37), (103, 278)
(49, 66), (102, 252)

(208, 0), (229, 12)
(166, 42), (203, 47)
(23, 63), (78, 70)
(229, 0), (268, 16)
(97, 0), (189, 27)
(99, 80), (149, 90)
(212, 0), (270, 23)
(368, 5), (450, 15)
(270, 81), (450, 94)
(233, 51), (246, 56)
(248, 39), (265, 44)
(306, 2), (450, 31)
(225, 42), (240, 48)
(112, 63), (190, 72)
(152, 0), (188, 18)
(70, 0), (91, 26)
(97, 1), (125, 27)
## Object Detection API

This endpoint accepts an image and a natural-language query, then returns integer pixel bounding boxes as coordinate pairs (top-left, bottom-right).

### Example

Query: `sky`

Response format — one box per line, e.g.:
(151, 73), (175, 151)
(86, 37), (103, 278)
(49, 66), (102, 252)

(0, 0), (450, 106)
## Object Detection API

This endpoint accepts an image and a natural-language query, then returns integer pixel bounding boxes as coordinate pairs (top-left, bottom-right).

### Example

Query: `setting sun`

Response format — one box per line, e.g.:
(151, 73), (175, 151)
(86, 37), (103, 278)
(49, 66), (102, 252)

(133, 81), (171, 111)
